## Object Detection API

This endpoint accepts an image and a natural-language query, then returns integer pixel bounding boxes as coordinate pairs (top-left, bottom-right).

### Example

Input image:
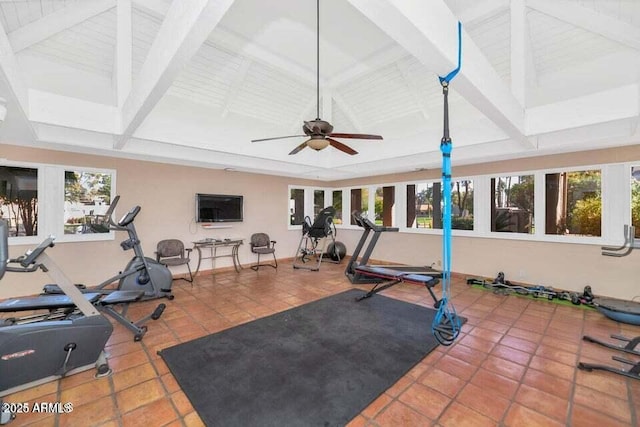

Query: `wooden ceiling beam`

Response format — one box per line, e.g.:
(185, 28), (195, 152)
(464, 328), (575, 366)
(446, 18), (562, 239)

(8, 0), (116, 52)
(347, 0), (532, 148)
(115, 0), (236, 149)
(528, 0), (640, 51)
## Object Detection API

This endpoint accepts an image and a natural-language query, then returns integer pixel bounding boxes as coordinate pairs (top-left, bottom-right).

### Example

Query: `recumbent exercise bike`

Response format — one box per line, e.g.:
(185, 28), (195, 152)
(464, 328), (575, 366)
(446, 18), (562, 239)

(0, 220), (113, 416)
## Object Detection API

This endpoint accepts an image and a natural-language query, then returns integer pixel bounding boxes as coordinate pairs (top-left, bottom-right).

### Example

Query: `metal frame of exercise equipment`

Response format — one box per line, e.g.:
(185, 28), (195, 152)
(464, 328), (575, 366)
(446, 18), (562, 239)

(293, 206), (341, 271)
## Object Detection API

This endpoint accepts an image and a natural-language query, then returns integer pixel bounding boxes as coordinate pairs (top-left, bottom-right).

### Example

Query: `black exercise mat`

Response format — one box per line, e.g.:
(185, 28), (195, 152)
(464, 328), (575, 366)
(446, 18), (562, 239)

(159, 289), (441, 427)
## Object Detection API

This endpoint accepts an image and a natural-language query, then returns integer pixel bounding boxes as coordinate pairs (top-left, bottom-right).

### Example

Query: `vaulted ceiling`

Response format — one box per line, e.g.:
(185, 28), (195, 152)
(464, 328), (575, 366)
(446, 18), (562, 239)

(0, 0), (638, 180)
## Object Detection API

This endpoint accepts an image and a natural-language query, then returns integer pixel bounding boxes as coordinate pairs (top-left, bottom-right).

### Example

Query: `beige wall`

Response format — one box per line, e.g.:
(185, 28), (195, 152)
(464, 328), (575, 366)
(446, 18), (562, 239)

(0, 144), (320, 298)
(2, 143), (640, 300)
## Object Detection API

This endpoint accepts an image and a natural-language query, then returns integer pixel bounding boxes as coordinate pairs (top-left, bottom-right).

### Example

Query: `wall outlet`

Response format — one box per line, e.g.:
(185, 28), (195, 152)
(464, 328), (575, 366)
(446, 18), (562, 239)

(518, 270), (526, 280)
(436, 260), (442, 267)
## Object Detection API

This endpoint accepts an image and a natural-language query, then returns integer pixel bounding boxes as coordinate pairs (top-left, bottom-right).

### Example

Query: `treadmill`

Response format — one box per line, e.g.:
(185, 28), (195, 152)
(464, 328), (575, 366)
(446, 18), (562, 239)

(345, 212), (442, 284)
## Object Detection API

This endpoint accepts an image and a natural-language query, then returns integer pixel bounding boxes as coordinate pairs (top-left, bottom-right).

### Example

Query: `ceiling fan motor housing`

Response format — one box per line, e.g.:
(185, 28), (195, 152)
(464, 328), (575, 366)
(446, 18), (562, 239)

(304, 120), (334, 136)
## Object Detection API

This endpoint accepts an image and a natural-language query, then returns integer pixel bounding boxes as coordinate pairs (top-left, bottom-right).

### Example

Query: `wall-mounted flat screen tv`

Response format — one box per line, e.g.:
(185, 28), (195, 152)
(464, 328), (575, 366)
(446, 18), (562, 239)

(196, 194), (243, 223)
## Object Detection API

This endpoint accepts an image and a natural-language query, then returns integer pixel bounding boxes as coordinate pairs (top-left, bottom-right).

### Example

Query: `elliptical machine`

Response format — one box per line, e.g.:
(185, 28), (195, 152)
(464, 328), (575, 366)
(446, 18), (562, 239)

(45, 196), (173, 301)
(103, 197), (173, 300)
(0, 220), (113, 401)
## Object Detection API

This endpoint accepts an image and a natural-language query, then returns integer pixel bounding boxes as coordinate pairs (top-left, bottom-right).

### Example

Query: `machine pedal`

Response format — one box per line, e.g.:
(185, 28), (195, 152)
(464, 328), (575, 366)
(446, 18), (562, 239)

(151, 304), (166, 320)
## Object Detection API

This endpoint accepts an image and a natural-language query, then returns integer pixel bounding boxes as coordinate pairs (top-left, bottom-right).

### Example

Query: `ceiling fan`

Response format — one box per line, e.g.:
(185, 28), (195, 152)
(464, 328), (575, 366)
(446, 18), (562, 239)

(251, 0), (383, 155)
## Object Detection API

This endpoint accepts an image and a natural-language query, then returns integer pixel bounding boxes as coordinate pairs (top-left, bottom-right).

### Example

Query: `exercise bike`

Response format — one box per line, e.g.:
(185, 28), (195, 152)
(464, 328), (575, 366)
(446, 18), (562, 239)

(0, 220), (113, 404)
(45, 195), (174, 301)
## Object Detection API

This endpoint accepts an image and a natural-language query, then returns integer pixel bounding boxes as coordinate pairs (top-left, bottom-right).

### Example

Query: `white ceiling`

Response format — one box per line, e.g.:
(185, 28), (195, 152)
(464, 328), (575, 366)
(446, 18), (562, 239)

(0, 0), (638, 180)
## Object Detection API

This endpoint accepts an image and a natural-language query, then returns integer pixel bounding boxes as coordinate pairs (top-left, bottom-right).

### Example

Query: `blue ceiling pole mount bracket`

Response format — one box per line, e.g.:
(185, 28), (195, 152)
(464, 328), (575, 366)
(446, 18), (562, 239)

(438, 21), (462, 86)
(432, 21), (462, 346)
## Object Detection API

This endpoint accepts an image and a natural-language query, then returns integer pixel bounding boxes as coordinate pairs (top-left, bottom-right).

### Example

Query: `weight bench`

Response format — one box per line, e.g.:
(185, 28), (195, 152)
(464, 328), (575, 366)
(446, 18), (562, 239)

(0, 290), (165, 342)
(354, 265), (441, 306)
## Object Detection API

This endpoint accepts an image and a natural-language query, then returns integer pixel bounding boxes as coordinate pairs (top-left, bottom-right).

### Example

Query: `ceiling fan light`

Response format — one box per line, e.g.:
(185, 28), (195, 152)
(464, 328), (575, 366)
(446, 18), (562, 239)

(307, 139), (330, 151)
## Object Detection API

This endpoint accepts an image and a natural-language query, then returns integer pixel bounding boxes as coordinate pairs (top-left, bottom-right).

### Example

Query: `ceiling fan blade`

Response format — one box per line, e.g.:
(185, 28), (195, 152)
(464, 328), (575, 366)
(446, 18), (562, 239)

(289, 141), (309, 155)
(328, 133), (383, 140)
(327, 138), (357, 155)
(251, 134), (306, 142)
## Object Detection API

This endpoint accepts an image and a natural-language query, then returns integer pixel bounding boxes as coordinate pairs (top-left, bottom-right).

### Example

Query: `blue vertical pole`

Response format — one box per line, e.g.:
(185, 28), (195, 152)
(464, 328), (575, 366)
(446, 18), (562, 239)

(432, 21), (462, 346)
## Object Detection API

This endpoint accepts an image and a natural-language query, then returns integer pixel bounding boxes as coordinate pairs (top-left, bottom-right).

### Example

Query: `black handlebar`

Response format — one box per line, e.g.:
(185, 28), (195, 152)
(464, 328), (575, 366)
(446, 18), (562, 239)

(0, 235), (55, 274)
(20, 237), (55, 267)
(104, 195), (140, 229)
(351, 211), (399, 232)
(0, 219), (55, 276)
(118, 206), (141, 227)
(104, 195), (120, 227)
(6, 263), (41, 273)
(351, 211), (377, 230)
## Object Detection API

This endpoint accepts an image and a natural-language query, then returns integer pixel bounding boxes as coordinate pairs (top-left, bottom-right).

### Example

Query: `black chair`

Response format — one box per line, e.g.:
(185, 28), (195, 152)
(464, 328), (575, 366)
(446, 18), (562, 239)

(250, 233), (277, 270)
(156, 239), (193, 283)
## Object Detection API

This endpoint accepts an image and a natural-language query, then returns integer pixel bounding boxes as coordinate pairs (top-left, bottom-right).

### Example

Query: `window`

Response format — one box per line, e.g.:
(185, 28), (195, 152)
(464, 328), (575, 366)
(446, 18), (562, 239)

(491, 175), (534, 233)
(332, 190), (342, 224)
(313, 190), (325, 217)
(290, 188), (305, 226)
(374, 186), (395, 226)
(288, 187), (339, 227)
(288, 161), (625, 243)
(350, 188), (369, 225)
(0, 161), (116, 243)
(407, 182), (441, 229)
(545, 170), (601, 236)
(0, 166), (38, 237)
(451, 180), (474, 230)
(64, 171), (113, 234)
(405, 181), (472, 230)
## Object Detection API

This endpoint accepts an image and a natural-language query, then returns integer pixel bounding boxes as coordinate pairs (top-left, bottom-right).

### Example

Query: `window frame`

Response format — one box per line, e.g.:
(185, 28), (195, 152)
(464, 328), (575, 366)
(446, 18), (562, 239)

(486, 172), (535, 235)
(537, 165), (604, 243)
(398, 177), (477, 237)
(1, 159), (116, 246)
(289, 162), (632, 247)
(287, 185), (334, 230)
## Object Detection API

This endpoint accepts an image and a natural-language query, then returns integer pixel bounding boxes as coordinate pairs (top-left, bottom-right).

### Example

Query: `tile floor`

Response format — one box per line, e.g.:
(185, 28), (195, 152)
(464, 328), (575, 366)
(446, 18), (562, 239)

(2, 259), (640, 426)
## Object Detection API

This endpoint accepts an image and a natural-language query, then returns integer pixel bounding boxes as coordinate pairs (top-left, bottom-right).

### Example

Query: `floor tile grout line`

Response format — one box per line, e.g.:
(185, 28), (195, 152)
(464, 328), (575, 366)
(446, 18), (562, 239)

(488, 289), (551, 424)
(5, 265), (640, 426)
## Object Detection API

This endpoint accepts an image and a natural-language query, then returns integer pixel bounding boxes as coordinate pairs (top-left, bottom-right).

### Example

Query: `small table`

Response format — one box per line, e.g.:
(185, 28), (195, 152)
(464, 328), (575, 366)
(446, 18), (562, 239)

(193, 238), (244, 276)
